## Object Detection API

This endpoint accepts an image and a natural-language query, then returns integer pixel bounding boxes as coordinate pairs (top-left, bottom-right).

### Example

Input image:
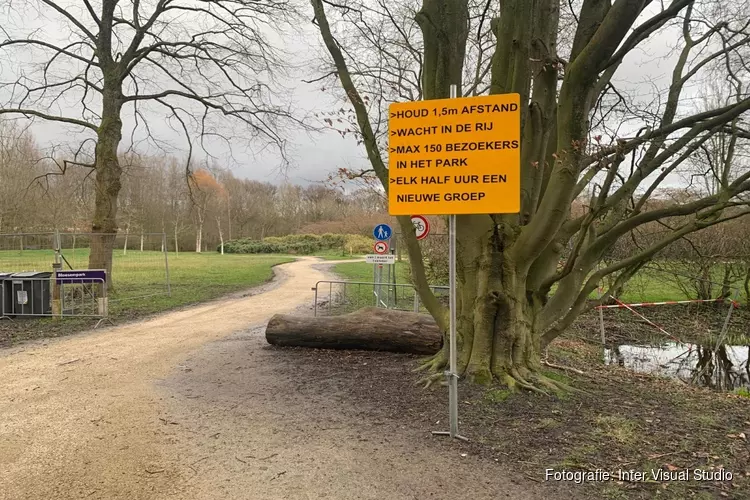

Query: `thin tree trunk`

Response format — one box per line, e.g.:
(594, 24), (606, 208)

(227, 199), (231, 240)
(217, 217), (224, 255)
(123, 224), (129, 256)
(195, 213), (204, 253)
(140, 233), (144, 252)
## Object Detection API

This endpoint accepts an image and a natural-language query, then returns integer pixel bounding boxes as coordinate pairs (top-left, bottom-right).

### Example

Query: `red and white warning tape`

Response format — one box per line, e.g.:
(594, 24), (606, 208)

(595, 297), (736, 309)
(607, 296), (683, 343)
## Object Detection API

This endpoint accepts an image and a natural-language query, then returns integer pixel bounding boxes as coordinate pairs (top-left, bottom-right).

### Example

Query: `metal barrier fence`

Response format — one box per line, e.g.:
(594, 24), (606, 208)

(0, 231), (170, 303)
(0, 275), (109, 325)
(312, 280), (449, 317)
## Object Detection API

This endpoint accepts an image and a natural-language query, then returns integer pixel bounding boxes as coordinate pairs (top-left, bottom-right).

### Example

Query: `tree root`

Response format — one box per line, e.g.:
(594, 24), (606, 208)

(415, 350), (582, 396)
(414, 350), (449, 388)
(417, 371), (447, 389)
(541, 360), (585, 375)
(415, 350), (448, 373)
(483, 365), (581, 398)
(508, 367), (551, 396)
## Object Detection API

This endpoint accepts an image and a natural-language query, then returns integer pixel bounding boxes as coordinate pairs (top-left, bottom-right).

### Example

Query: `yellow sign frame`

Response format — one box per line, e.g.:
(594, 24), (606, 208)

(387, 93), (521, 215)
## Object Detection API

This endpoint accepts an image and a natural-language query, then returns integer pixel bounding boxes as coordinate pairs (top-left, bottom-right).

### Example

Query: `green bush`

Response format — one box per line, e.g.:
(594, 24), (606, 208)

(222, 239), (288, 254)
(321, 233), (346, 248)
(403, 233), (448, 284)
(222, 233), (367, 255)
(284, 242), (319, 254)
(343, 234), (372, 254)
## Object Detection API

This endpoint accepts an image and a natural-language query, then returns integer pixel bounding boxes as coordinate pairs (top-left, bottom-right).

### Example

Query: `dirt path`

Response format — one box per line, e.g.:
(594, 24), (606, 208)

(0, 257), (544, 500)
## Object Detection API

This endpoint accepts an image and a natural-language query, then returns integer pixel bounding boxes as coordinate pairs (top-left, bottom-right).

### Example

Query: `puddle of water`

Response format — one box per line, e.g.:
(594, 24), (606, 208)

(604, 342), (750, 391)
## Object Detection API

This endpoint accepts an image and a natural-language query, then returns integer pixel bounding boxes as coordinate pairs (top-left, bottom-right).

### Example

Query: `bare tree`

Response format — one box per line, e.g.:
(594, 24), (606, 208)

(0, 0), (301, 278)
(0, 119), (41, 232)
(311, 0), (750, 390)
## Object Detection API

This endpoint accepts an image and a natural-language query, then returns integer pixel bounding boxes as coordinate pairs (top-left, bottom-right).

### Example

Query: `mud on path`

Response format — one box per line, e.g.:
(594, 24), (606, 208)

(0, 257), (545, 500)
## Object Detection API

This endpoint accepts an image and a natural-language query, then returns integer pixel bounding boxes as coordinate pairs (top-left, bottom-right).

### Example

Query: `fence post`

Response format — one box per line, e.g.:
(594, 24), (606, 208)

(715, 289), (739, 351)
(162, 233), (172, 297)
(413, 290), (419, 312)
(597, 284), (606, 346)
(51, 230), (62, 318)
(312, 284), (318, 317)
(98, 279), (109, 318)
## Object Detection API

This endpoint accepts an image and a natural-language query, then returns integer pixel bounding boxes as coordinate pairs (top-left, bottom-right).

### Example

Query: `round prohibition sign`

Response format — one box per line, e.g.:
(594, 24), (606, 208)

(373, 241), (389, 254)
(410, 215), (430, 240)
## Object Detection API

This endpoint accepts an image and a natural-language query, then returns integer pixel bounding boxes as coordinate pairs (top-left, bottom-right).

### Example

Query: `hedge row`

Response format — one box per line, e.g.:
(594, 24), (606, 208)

(221, 233), (372, 255)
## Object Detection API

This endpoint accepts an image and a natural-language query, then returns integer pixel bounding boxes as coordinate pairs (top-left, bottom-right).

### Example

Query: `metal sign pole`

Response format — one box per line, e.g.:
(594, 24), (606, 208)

(432, 84), (467, 441)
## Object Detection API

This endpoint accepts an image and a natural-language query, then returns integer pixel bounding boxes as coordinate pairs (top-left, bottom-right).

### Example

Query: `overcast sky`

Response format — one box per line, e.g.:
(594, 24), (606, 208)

(0, 1), (713, 189)
(0, 0), (370, 186)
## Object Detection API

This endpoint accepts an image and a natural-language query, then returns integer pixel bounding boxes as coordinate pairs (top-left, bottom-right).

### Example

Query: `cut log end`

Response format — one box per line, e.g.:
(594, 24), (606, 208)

(265, 307), (442, 355)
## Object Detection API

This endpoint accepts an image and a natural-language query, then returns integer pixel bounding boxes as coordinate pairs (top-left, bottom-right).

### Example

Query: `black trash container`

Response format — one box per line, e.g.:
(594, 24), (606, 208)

(9, 272), (52, 316)
(0, 272), (12, 317)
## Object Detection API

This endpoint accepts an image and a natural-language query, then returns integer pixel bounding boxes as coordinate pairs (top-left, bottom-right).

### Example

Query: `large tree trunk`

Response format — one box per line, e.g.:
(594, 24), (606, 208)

(266, 307), (442, 355)
(412, 0), (568, 391)
(88, 91), (124, 283)
(418, 215), (545, 389)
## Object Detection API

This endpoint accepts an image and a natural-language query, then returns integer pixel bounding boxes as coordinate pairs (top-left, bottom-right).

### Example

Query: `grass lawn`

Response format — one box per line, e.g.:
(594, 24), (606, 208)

(112, 252), (294, 316)
(331, 258), (739, 304)
(321, 260), (447, 315)
(333, 260), (411, 282)
(0, 250), (293, 345)
(309, 249), (365, 260)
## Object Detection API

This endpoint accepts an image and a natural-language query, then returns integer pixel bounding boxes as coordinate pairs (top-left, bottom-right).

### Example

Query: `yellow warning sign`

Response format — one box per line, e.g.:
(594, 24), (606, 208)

(387, 93), (520, 215)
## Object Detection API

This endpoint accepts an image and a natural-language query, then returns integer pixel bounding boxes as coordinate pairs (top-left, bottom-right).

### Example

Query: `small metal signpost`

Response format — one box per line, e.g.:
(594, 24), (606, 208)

(372, 223), (394, 308)
(388, 84), (521, 441)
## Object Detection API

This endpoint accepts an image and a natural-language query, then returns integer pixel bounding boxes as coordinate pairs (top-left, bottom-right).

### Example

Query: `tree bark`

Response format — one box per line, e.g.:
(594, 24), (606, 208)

(265, 307), (442, 355)
(88, 89), (124, 282)
(217, 217), (224, 255)
(195, 212), (204, 253)
(123, 222), (129, 256)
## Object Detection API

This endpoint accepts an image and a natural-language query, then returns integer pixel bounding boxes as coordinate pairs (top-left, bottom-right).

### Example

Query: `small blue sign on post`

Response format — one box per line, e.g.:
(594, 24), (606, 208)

(373, 224), (393, 241)
(56, 269), (107, 285)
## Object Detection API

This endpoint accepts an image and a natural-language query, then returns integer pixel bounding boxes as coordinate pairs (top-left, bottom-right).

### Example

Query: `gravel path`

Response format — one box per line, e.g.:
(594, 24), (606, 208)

(0, 257), (543, 500)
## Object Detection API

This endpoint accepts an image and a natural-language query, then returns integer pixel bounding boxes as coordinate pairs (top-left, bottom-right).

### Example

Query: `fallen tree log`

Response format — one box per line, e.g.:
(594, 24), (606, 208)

(265, 307), (442, 355)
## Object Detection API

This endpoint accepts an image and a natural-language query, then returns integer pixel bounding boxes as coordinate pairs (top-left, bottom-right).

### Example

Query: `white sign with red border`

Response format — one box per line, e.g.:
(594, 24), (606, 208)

(373, 240), (389, 254)
(410, 215), (430, 240)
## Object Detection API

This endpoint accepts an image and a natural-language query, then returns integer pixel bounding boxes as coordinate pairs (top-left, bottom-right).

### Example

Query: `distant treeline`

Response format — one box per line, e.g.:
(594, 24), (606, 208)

(0, 119), (388, 251)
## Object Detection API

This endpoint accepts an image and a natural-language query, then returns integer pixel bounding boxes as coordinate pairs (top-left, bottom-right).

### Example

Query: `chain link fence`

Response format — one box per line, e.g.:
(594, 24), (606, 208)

(312, 279), (449, 316)
(0, 231), (170, 306)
